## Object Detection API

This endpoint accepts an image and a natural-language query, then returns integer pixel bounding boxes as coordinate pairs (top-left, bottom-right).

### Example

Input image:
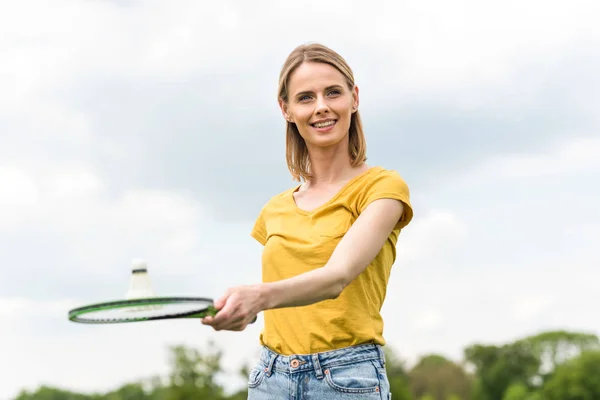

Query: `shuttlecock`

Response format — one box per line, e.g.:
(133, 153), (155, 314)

(124, 258), (161, 313)
(126, 258), (157, 300)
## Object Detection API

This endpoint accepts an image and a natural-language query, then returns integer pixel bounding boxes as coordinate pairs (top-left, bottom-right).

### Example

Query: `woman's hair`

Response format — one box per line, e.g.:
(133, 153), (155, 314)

(278, 43), (367, 182)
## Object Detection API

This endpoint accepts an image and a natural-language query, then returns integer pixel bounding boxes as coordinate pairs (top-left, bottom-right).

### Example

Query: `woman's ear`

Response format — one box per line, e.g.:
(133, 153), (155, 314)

(352, 85), (360, 112)
(279, 99), (292, 122)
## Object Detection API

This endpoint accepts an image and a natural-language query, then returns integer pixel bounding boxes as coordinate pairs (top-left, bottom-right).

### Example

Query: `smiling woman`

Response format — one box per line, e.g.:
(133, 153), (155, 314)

(201, 43), (414, 399)
(278, 48), (365, 183)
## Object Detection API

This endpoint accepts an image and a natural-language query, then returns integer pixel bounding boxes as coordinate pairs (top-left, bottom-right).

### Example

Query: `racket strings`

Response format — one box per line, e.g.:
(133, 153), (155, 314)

(71, 299), (214, 322)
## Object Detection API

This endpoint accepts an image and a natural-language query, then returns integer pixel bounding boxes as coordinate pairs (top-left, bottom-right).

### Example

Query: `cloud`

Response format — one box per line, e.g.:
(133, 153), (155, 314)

(42, 169), (103, 201)
(512, 295), (555, 322)
(411, 309), (445, 333)
(468, 136), (600, 182)
(0, 299), (261, 399)
(0, 164), (201, 235)
(2, 0), (598, 222)
(1, 0), (599, 398)
(0, 297), (77, 320)
(0, 166), (39, 224)
(396, 209), (468, 264)
(0, 163), (210, 302)
(380, 259), (600, 368)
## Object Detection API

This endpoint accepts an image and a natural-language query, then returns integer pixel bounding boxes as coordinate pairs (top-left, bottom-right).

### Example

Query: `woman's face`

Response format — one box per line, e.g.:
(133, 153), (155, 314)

(281, 61), (358, 150)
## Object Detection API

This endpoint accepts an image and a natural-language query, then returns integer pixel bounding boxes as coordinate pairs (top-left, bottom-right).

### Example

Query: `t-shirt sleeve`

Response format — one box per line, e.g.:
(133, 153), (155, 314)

(358, 170), (413, 231)
(250, 206), (267, 245)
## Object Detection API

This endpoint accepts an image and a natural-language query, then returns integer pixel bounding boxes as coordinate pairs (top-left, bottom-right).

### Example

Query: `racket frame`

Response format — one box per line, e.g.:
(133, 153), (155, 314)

(68, 296), (217, 324)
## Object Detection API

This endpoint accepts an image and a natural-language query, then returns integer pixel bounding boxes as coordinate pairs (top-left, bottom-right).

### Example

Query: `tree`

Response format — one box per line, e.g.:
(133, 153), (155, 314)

(11, 330), (600, 400)
(502, 383), (529, 400)
(101, 383), (149, 400)
(464, 342), (539, 400)
(14, 386), (95, 400)
(384, 346), (413, 400)
(542, 350), (600, 399)
(166, 341), (225, 400)
(390, 379), (413, 400)
(517, 330), (599, 384)
(408, 354), (471, 400)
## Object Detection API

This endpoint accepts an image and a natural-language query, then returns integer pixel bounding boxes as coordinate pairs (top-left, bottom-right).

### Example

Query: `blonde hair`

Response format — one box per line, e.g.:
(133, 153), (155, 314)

(277, 43), (367, 182)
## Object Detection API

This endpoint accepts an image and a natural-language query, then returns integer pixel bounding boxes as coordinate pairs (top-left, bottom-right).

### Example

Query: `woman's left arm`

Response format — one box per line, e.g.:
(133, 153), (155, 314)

(202, 198), (405, 331)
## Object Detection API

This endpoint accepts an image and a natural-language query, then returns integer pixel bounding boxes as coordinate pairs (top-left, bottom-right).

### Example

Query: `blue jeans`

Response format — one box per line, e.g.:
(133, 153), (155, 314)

(247, 343), (391, 399)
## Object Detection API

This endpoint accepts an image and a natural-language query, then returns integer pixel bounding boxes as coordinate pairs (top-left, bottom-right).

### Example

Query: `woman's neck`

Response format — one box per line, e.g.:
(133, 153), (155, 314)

(305, 145), (368, 188)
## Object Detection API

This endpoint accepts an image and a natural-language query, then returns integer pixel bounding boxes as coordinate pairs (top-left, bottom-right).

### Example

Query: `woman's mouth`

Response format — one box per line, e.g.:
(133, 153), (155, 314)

(311, 120), (337, 131)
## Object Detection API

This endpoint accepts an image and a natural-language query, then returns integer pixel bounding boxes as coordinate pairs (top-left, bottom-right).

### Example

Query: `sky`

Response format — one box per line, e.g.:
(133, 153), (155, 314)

(1, 0), (599, 398)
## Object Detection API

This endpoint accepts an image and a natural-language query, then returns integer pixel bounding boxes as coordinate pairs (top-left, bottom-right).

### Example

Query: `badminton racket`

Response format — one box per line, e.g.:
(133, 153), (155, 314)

(68, 296), (257, 324)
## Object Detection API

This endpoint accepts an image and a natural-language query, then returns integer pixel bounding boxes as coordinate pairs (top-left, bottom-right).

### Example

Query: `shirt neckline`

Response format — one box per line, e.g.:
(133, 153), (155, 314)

(290, 166), (381, 215)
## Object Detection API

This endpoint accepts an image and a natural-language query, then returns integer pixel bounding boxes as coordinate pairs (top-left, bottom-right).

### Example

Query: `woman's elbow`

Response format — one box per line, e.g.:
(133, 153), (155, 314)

(328, 275), (350, 300)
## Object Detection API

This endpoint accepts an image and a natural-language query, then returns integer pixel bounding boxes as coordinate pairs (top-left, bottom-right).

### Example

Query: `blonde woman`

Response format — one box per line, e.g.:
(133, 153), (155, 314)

(202, 43), (413, 399)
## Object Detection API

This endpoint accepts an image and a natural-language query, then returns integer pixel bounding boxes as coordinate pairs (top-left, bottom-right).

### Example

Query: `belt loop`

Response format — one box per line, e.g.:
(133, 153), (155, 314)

(377, 345), (386, 368)
(311, 353), (324, 379)
(265, 349), (277, 377)
(267, 354), (277, 377)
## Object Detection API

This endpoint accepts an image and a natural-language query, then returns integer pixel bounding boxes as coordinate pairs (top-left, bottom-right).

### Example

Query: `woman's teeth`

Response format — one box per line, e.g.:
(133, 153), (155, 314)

(313, 120), (335, 128)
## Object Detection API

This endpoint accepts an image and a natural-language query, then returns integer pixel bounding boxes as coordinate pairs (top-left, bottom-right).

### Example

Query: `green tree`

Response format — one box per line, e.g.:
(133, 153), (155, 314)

(521, 330), (599, 366)
(390, 379), (413, 400)
(465, 342), (539, 400)
(518, 330), (600, 385)
(502, 383), (529, 400)
(542, 350), (600, 399)
(166, 341), (225, 400)
(408, 354), (471, 400)
(524, 393), (543, 400)
(14, 386), (94, 400)
(101, 383), (149, 400)
(384, 346), (413, 400)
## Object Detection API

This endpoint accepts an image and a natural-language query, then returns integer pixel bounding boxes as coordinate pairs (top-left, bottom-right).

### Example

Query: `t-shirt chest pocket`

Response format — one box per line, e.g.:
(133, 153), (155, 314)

(311, 207), (354, 239)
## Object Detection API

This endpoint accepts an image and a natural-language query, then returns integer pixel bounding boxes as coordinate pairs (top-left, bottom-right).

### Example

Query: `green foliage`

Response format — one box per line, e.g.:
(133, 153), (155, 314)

(385, 346), (413, 400)
(502, 383), (529, 400)
(12, 330), (600, 400)
(524, 392), (543, 400)
(542, 350), (600, 400)
(390, 376), (414, 400)
(469, 378), (489, 400)
(14, 386), (96, 400)
(464, 341), (540, 400)
(385, 345), (410, 378)
(518, 329), (600, 380)
(103, 384), (148, 400)
(168, 342), (223, 391)
(415, 354), (450, 367)
(408, 354), (471, 400)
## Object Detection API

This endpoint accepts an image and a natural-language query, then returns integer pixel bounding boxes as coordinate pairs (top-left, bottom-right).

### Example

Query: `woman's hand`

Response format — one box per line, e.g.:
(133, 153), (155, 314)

(201, 284), (264, 331)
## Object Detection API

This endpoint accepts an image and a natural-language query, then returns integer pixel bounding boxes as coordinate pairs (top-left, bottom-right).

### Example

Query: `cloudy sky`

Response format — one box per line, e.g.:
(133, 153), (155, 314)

(1, 0), (599, 398)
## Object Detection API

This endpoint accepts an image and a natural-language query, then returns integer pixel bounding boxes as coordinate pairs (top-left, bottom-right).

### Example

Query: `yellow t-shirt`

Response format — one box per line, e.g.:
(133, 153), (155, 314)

(251, 166), (413, 355)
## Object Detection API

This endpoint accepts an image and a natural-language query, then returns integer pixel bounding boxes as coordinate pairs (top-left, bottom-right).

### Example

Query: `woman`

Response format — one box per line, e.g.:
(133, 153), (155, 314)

(202, 43), (413, 398)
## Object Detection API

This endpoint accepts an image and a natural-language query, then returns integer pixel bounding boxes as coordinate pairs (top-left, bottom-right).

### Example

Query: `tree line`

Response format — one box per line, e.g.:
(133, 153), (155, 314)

(14, 329), (600, 400)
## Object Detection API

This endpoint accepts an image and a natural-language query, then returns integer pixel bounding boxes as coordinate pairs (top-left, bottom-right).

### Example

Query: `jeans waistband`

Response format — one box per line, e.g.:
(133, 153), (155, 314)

(258, 343), (386, 378)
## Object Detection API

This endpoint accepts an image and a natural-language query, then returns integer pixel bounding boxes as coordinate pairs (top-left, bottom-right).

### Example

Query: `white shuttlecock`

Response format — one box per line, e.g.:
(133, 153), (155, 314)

(125, 258), (161, 312)
(126, 258), (156, 299)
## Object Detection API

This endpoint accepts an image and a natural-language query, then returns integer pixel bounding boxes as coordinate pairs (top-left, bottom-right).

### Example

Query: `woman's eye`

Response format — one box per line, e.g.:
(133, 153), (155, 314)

(328, 90), (340, 96)
(299, 95), (311, 101)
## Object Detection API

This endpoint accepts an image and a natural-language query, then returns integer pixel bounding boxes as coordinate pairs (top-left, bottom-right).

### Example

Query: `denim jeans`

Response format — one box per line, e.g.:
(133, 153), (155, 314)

(247, 343), (391, 399)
